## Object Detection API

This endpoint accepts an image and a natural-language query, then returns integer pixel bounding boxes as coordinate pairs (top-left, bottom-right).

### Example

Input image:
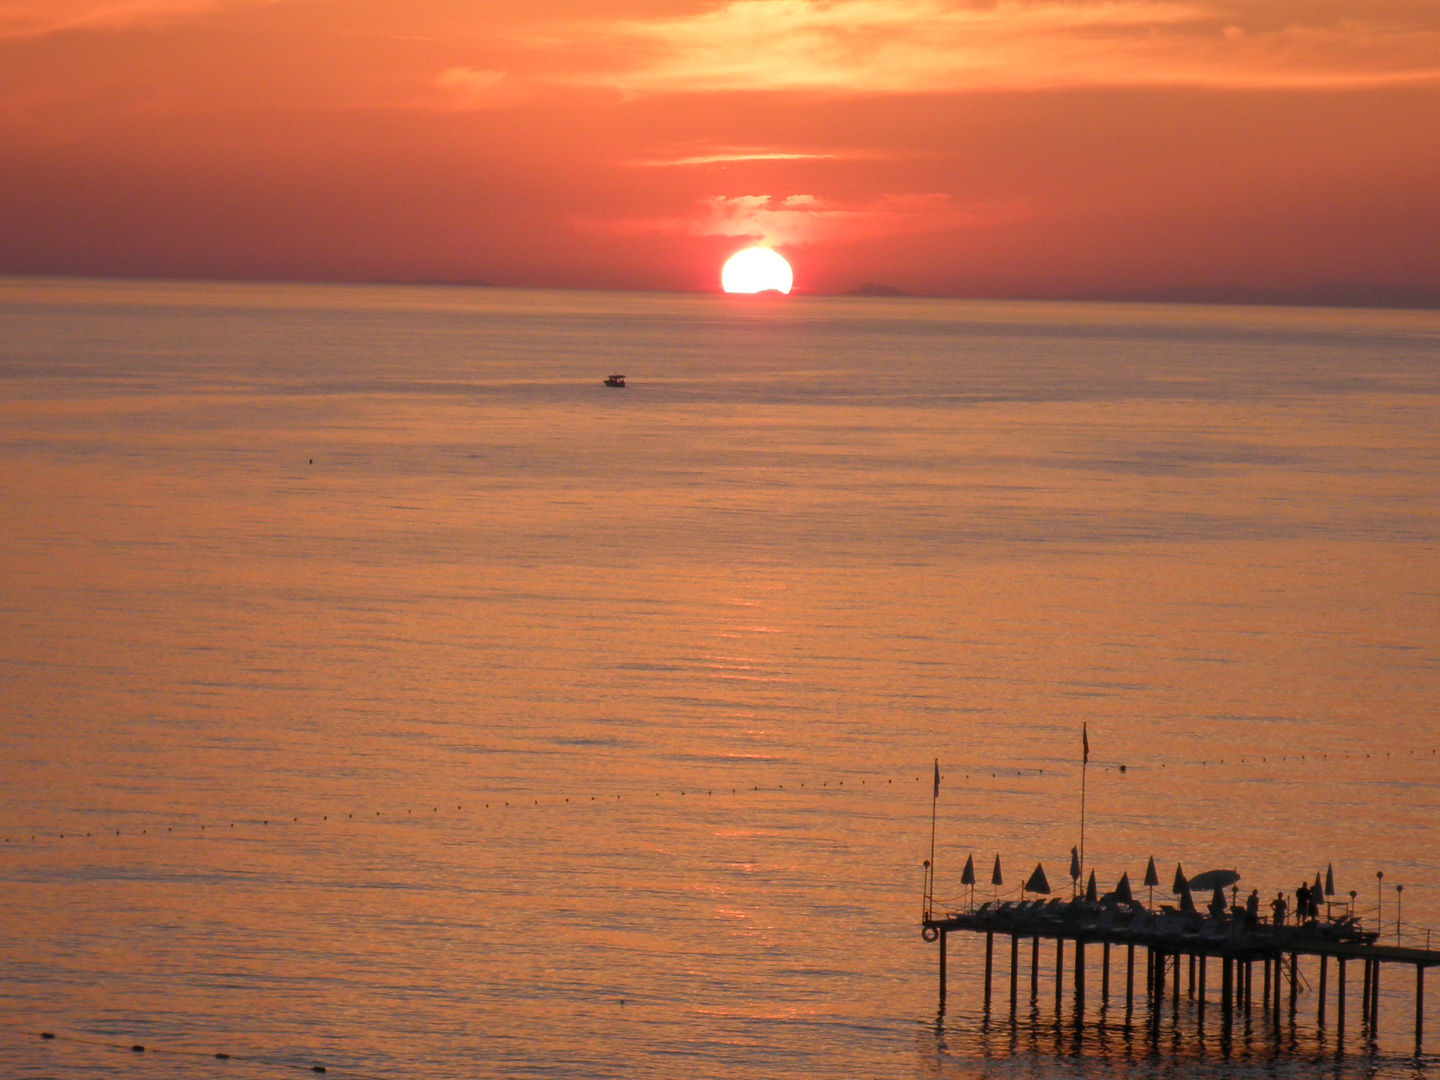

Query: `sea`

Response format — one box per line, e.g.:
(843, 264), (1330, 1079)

(1, 276), (1438, 1080)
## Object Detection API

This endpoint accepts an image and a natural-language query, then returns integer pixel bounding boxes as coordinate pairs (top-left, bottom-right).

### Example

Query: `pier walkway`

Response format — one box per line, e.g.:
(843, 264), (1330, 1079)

(923, 897), (1440, 1053)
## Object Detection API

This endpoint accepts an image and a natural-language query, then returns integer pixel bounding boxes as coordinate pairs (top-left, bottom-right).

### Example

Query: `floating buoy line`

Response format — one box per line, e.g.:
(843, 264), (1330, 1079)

(14, 1025), (374, 1077)
(1, 745), (1436, 845)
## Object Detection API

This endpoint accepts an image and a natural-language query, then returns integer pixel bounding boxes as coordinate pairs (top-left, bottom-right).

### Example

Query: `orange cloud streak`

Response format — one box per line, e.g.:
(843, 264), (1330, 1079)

(547, 0), (1440, 94)
(0, 0), (281, 38)
(587, 192), (1029, 246)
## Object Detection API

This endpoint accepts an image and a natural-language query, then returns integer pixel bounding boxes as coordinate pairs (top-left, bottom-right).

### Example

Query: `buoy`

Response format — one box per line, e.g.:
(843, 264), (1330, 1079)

(312, 1067), (326, 1073)
(132, 1045), (145, 1052)
(216, 1052), (230, 1059)
(40, 1032), (54, 1039)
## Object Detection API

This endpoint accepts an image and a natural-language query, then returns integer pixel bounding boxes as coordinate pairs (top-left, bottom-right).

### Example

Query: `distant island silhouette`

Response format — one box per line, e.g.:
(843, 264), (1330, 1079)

(1075, 281), (1440, 310)
(844, 283), (908, 297)
(373, 278), (494, 288)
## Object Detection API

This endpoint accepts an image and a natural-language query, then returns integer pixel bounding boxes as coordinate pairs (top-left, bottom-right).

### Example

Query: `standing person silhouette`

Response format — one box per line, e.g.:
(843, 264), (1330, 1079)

(1296, 881), (1311, 924)
(1270, 892), (1288, 926)
(1246, 889), (1260, 926)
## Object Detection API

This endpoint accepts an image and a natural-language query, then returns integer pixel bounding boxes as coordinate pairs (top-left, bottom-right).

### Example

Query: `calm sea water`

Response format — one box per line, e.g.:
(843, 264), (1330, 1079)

(1, 277), (1438, 1080)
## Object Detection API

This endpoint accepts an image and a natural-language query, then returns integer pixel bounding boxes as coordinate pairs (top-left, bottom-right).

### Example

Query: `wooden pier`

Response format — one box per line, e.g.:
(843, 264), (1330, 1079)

(923, 898), (1439, 1053)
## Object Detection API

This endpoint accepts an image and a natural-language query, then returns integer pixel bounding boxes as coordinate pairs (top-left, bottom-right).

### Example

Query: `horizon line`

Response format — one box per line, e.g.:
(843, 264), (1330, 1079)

(3, 272), (1438, 314)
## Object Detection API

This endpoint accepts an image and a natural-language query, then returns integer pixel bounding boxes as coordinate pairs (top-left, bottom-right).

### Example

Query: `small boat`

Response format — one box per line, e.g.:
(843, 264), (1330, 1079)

(604, 374), (626, 387)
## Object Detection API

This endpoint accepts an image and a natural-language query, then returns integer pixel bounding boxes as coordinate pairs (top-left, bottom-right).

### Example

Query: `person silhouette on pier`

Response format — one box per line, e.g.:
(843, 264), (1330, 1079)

(1246, 889), (1260, 926)
(1271, 892), (1288, 926)
(1296, 881), (1311, 924)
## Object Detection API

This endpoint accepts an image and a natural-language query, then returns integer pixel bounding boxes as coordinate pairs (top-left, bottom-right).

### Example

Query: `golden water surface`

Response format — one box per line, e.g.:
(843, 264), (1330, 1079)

(1, 278), (1438, 1078)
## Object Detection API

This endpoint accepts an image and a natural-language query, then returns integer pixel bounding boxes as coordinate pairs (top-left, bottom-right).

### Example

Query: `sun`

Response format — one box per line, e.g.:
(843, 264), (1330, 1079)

(721, 247), (793, 294)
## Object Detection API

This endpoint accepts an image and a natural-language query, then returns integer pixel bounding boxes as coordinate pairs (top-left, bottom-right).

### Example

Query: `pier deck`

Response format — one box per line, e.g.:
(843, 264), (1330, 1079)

(923, 897), (1440, 1053)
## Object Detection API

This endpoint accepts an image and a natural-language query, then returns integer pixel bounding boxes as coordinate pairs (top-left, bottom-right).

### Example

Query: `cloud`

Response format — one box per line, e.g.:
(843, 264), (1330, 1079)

(625, 145), (896, 166)
(547, 0), (1440, 94)
(587, 191), (1027, 245)
(433, 67), (512, 109)
(0, 0), (280, 38)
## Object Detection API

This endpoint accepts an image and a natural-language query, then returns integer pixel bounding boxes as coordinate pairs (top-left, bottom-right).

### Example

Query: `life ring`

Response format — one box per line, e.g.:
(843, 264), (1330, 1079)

(921, 925), (939, 942)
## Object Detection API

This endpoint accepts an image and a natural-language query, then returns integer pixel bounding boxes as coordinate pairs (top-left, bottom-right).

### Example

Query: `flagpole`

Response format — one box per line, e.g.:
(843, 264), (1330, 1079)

(1079, 724), (1088, 883)
(927, 758), (939, 918)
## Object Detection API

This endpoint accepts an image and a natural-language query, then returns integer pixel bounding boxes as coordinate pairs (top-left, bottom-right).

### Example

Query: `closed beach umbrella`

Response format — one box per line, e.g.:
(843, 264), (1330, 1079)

(1025, 863), (1051, 895)
(1210, 884), (1227, 915)
(1070, 847), (1081, 882)
(1188, 869), (1241, 893)
(1114, 872), (1133, 904)
(1085, 870), (1097, 902)
(992, 854), (1003, 887)
(1179, 879), (1197, 914)
(1325, 863), (1335, 896)
(961, 854), (976, 886)
(1144, 857), (1160, 888)
(1172, 863), (1187, 894)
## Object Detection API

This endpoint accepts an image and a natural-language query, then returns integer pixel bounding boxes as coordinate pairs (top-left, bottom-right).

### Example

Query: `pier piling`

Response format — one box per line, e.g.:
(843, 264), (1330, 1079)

(1338, 956), (1347, 1039)
(1010, 935), (1019, 1016)
(1102, 941), (1111, 1006)
(1055, 938), (1064, 1015)
(1416, 965), (1425, 1055)
(1371, 960), (1380, 1034)
(1198, 954), (1207, 1019)
(983, 932), (994, 1011)
(1126, 943), (1135, 1012)
(1031, 936), (1039, 1003)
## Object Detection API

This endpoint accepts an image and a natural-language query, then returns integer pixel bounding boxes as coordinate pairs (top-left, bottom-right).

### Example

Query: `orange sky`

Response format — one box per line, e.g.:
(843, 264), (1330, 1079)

(3, 0), (1438, 297)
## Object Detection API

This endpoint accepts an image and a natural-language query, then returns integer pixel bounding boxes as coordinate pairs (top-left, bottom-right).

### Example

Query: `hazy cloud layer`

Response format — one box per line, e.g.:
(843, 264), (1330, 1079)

(0, 0), (280, 38)
(589, 192), (1027, 245)
(553, 0), (1440, 93)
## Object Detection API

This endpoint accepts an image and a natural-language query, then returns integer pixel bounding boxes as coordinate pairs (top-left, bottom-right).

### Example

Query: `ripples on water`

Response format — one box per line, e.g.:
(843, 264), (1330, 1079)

(0, 278), (1437, 1079)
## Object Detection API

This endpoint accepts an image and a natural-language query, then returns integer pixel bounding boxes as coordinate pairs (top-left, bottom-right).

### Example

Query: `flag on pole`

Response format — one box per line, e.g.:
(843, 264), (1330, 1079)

(1082, 723), (1089, 765)
(933, 759), (940, 800)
